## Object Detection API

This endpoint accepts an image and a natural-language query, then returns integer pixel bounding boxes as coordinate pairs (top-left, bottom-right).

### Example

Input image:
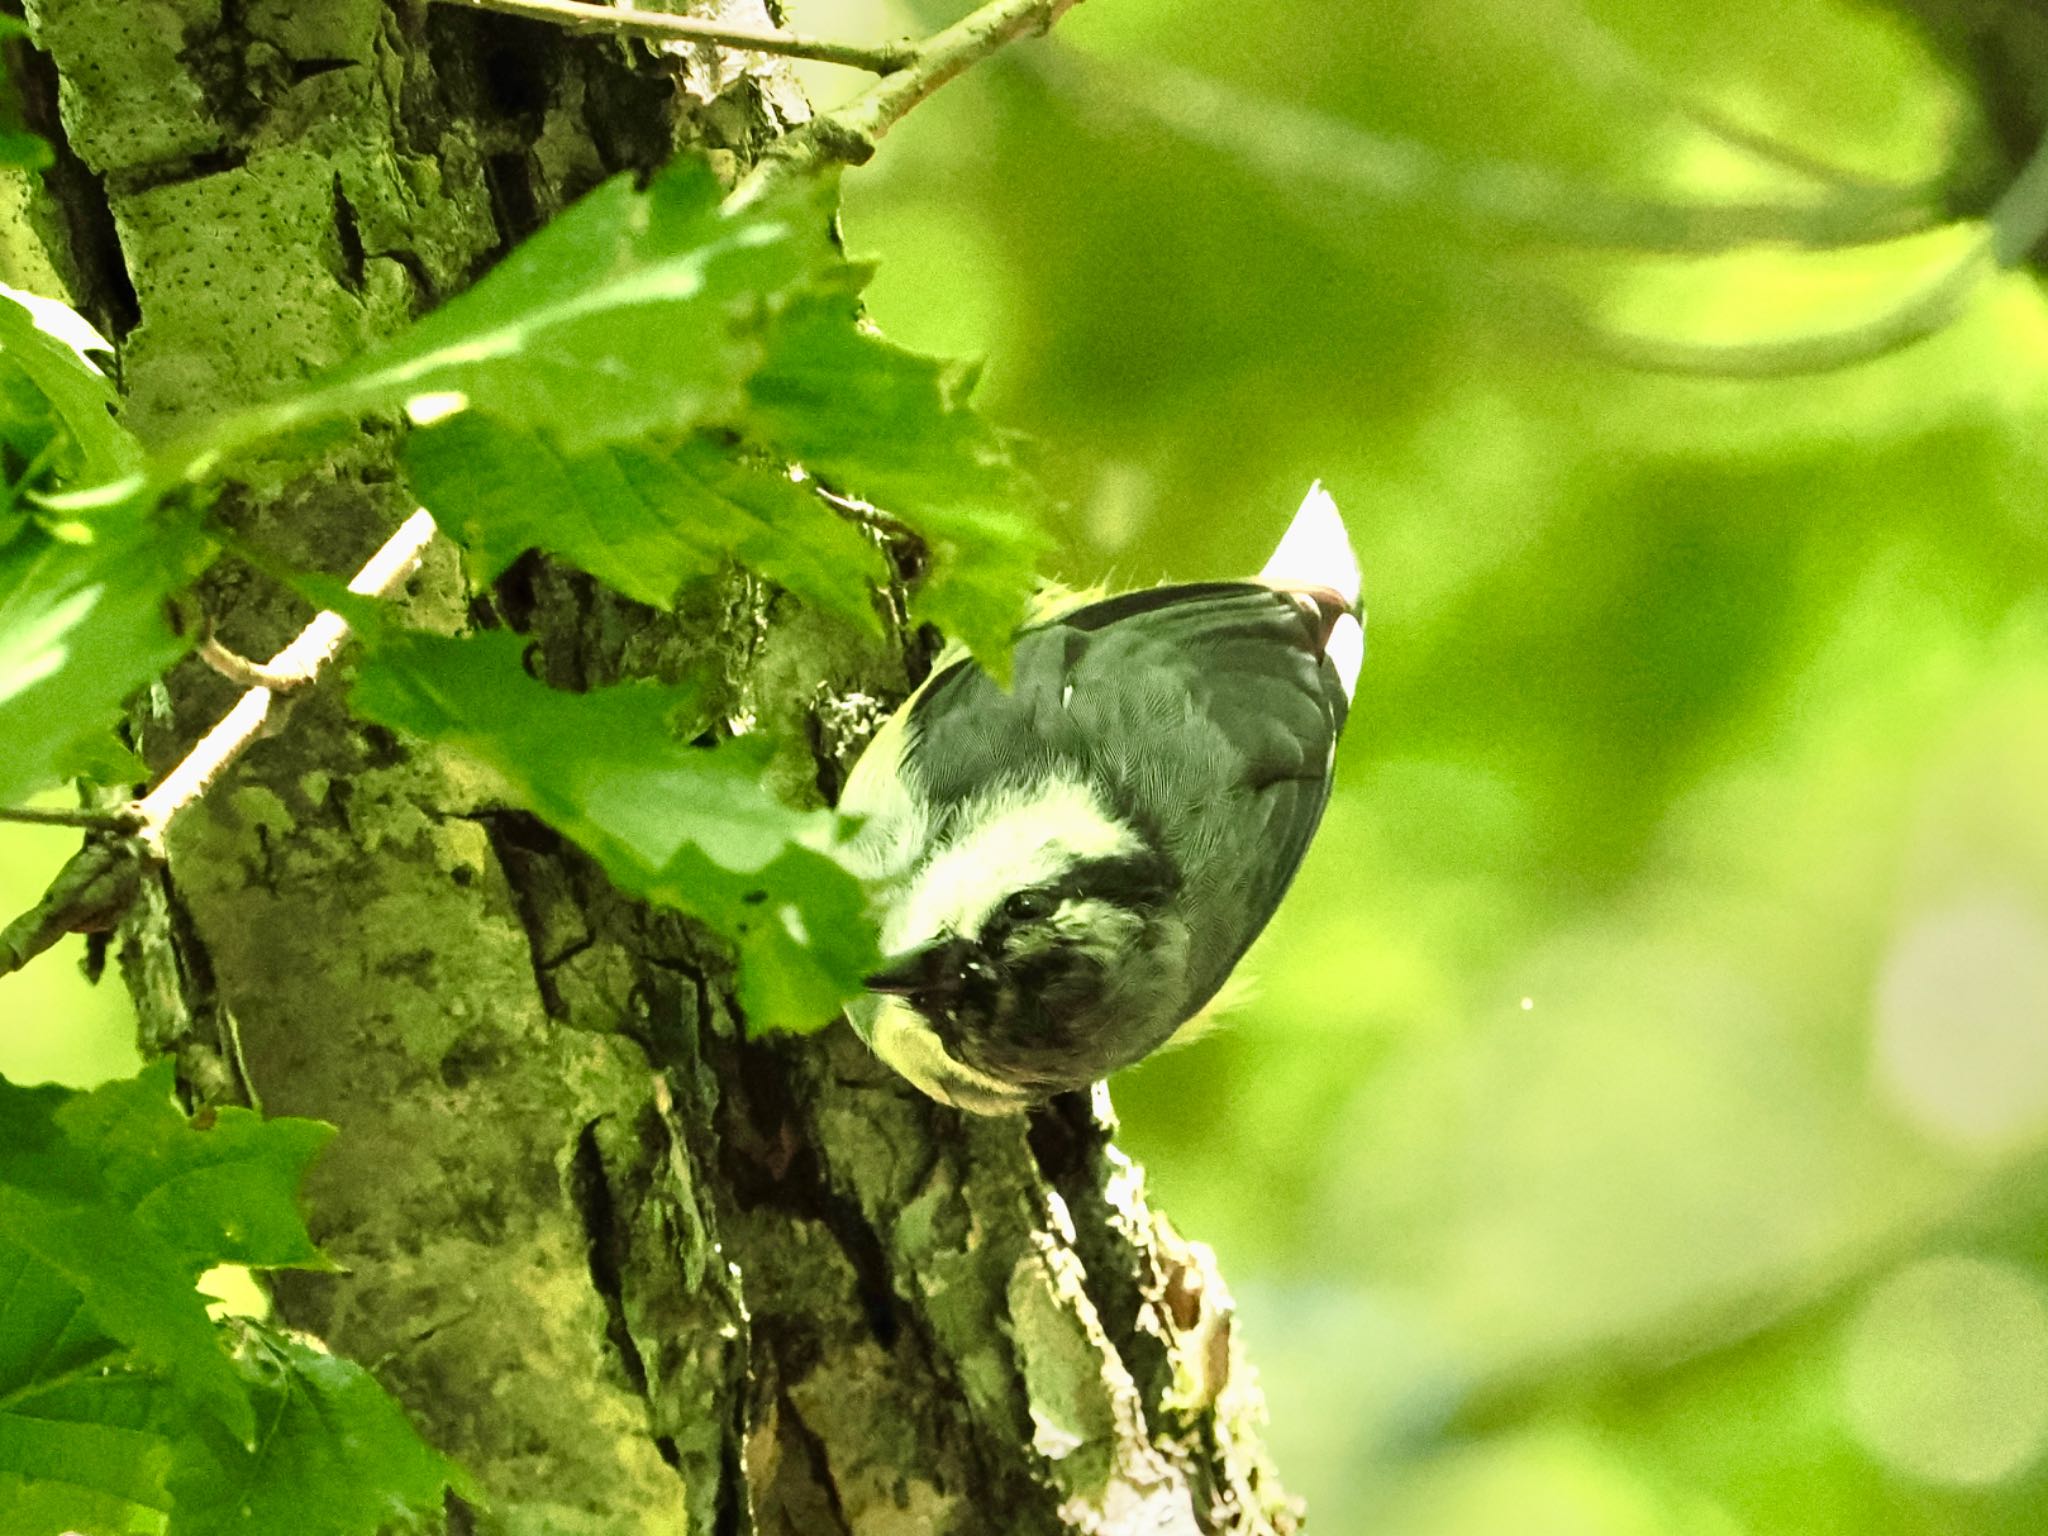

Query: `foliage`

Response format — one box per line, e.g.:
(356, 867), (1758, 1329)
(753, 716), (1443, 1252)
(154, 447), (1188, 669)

(405, 418), (889, 633)
(0, 157), (1040, 1021)
(350, 628), (878, 1029)
(0, 146), (1044, 1519)
(744, 279), (1041, 660)
(0, 296), (198, 804)
(0, 1060), (465, 1535)
(0, 18), (50, 172)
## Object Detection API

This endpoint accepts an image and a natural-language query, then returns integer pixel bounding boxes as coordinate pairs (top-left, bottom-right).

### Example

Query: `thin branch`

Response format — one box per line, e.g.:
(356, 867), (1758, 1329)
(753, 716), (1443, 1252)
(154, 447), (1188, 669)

(0, 509), (439, 979)
(831, 0), (1082, 150)
(732, 0), (1083, 202)
(1539, 1), (1939, 201)
(196, 631), (317, 693)
(435, 0), (916, 74)
(1041, 49), (1937, 255)
(0, 805), (142, 831)
(1574, 240), (1993, 378)
(130, 509), (440, 855)
(1584, 115), (2048, 378)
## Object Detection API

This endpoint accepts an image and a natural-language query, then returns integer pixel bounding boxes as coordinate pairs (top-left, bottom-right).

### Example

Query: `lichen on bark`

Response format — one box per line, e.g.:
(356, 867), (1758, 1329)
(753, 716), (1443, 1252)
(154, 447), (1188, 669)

(6, 2), (1301, 1530)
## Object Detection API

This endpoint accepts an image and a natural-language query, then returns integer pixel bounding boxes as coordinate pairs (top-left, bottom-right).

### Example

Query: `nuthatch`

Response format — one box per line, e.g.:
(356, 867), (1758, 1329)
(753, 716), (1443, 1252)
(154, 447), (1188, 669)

(841, 485), (1363, 1113)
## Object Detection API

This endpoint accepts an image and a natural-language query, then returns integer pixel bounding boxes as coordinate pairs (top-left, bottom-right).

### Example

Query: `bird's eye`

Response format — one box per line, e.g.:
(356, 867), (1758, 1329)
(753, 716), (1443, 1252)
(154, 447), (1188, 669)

(1001, 890), (1058, 924)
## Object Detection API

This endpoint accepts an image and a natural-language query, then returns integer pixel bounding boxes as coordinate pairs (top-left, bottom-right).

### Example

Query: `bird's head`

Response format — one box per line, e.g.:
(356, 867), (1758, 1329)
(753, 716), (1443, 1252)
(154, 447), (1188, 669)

(858, 781), (1187, 1113)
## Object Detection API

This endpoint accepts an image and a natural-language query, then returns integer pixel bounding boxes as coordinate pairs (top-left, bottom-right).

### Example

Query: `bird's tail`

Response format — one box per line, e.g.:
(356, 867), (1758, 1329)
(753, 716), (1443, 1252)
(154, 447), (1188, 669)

(1260, 481), (1365, 702)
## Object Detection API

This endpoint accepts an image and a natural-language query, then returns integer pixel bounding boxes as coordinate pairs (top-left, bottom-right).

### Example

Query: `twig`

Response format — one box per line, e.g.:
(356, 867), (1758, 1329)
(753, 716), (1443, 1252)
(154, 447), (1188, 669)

(197, 631), (317, 692)
(732, 0), (1083, 201)
(1584, 115), (2048, 378)
(1041, 49), (1935, 255)
(1540, 2), (1936, 201)
(0, 805), (143, 831)
(0, 509), (439, 979)
(1573, 241), (1991, 377)
(435, 0), (916, 74)
(130, 509), (439, 855)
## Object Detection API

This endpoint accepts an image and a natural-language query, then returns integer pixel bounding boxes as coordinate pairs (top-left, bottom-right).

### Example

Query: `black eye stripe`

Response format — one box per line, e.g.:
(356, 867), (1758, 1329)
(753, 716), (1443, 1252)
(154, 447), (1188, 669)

(1061, 850), (1179, 912)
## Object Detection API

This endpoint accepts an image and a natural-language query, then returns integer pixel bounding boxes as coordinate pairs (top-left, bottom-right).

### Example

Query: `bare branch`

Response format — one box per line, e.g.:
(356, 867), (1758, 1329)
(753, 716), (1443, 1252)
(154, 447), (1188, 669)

(196, 632), (317, 692)
(131, 508), (440, 855)
(0, 509), (439, 978)
(1575, 241), (1992, 377)
(1043, 49), (1938, 255)
(1538, 2), (1939, 201)
(435, 0), (916, 74)
(732, 0), (1084, 201)
(1587, 117), (2048, 378)
(0, 805), (142, 831)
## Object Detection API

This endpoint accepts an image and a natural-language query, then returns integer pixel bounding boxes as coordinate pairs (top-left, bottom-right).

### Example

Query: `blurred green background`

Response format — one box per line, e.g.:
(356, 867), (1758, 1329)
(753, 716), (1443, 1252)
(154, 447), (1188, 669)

(10, 0), (2048, 1527)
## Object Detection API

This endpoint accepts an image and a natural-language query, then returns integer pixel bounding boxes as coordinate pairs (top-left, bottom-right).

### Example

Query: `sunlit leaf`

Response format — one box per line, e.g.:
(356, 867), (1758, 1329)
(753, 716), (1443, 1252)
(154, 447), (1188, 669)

(0, 503), (210, 806)
(164, 1328), (468, 1536)
(350, 628), (879, 1028)
(232, 160), (1026, 663)
(405, 415), (886, 632)
(0, 1343), (174, 1536)
(0, 1079), (251, 1442)
(0, 1067), (457, 1534)
(259, 160), (834, 458)
(0, 285), (141, 488)
(0, 1064), (335, 1446)
(0, 130), (50, 169)
(55, 1066), (334, 1276)
(744, 282), (1041, 673)
(0, 19), (50, 173)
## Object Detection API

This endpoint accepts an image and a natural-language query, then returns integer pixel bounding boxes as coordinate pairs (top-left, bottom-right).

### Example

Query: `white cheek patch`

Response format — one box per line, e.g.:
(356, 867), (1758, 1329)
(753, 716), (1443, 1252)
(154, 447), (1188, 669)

(837, 697), (932, 882)
(867, 999), (1031, 1114)
(884, 777), (1139, 953)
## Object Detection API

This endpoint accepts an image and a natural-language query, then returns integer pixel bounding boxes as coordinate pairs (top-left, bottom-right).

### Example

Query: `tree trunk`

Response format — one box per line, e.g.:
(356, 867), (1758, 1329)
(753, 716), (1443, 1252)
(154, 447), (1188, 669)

(4, 2), (1298, 1532)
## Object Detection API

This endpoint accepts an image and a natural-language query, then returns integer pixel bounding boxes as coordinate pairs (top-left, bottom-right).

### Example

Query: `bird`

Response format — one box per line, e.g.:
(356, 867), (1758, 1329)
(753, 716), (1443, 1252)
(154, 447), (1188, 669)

(838, 483), (1364, 1114)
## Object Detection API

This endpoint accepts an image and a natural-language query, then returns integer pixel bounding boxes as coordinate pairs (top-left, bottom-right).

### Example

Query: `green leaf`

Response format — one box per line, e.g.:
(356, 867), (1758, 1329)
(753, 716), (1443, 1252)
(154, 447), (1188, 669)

(55, 1065), (334, 1276)
(0, 130), (51, 170)
(0, 1183), (252, 1446)
(0, 19), (49, 173)
(350, 628), (880, 1028)
(0, 293), (188, 802)
(165, 1329), (466, 1536)
(0, 284), (145, 487)
(0, 1233), (169, 1536)
(0, 1069), (453, 1535)
(0, 503), (211, 806)
(743, 282), (1042, 674)
(195, 158), (1028, 661)
(0, 1064), (336, 1445)
(405, 414), (886, 631)
(0, 1303), (175, 1536)
(261, 160), (835, 458)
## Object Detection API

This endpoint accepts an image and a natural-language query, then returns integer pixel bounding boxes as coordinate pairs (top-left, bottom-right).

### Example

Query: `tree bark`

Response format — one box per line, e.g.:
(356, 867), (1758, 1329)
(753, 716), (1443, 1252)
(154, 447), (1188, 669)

(4, 2), (1299, 1532)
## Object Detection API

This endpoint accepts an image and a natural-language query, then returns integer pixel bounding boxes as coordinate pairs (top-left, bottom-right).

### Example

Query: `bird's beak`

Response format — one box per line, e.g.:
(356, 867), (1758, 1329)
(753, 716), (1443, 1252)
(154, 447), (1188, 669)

(864, 936), (971, 998)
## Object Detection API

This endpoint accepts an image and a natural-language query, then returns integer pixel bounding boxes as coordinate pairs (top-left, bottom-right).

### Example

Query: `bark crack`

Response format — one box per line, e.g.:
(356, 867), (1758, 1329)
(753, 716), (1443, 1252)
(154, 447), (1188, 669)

(568, 1118), (687, 1476)
(6, 22), (138, 341)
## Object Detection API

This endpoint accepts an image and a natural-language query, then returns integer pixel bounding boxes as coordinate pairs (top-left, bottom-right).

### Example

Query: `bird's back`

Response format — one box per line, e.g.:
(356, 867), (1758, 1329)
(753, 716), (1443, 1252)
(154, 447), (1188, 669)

(896, 581), (1351, 1023)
